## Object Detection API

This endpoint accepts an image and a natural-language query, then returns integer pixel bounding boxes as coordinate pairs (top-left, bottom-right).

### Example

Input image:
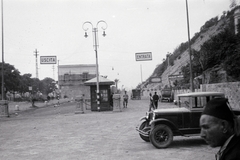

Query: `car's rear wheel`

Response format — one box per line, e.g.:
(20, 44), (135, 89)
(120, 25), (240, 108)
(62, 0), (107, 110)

(139, 121), (150, 142)
(149, 124), (173, 148)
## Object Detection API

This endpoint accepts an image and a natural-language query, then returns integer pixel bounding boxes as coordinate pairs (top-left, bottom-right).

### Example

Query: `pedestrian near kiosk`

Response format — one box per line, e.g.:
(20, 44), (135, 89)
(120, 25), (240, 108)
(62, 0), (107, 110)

(200, 98), (240, 160)
(123, 91), (129, 108)
(152, 92), (159, 109)
(109, 93), (113, 108)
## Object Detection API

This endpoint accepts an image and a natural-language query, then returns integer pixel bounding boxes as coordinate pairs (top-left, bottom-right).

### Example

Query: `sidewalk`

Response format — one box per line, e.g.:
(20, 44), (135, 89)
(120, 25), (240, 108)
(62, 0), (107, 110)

(7, 98), (71, 115)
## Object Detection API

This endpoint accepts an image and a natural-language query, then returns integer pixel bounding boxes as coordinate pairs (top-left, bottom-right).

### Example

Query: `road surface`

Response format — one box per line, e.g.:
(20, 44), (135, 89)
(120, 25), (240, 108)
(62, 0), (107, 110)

(0, 99), (219, 160)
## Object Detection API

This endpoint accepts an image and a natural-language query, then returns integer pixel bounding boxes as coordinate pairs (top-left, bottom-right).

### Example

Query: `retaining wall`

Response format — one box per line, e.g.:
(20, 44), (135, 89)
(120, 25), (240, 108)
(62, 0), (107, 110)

(173, 82), (240, 110)
(202, 82), (240, 110)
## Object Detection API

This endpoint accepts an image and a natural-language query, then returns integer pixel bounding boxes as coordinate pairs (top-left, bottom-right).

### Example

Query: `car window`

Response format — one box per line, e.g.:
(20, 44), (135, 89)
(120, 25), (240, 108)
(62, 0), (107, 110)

(192, 95), (224, 108)
(179, 96), (207, 109)
(192, 97), (206, 108)
(179, 97), (190, 109)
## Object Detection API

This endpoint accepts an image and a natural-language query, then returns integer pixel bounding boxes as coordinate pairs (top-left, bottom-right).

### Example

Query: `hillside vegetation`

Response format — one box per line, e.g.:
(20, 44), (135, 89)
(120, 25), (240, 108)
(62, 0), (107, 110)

(139, 8), (240, 90)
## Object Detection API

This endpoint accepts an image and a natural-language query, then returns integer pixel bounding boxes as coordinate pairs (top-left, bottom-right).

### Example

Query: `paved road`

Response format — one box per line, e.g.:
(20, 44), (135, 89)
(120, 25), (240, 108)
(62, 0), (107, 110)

(0, 99), (218, 160)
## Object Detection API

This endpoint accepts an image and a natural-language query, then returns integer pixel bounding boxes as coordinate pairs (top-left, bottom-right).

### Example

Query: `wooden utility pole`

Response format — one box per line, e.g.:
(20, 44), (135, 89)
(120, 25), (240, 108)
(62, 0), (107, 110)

(33, 49), (39, 79)
(186, 0), (194, 92)
(1, 0), (4, 100)
(58, 60), (59, 82)
(52, 64), (55, 80)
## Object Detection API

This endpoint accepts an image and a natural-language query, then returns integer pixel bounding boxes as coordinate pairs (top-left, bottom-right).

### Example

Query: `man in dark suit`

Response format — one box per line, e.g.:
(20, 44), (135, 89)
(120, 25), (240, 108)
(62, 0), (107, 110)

(152, 92), (159, 109)
(200, 98), (240, 160)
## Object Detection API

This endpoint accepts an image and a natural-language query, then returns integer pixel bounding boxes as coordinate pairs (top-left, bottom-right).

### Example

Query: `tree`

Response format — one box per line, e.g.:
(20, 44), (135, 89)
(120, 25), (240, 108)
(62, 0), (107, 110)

(40, 77), (56, 95)
(180, 64), (190, 85)
(189, 16), (240, 84)
(31, 78), (41, 94)
(0, 63), (21, 95)
(19, 74), (33, 93)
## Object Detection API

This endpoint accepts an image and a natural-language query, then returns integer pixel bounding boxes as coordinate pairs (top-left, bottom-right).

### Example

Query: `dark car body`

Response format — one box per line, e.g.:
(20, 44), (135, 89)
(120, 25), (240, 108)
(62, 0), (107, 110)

(131, 89), (141, 100)
(160, 89), (173, 102)
(136, 92), (240, 148)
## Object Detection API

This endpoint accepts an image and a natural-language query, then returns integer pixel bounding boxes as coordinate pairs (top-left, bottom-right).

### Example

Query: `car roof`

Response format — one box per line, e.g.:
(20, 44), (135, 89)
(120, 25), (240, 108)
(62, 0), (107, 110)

(177, 92), (224, 97)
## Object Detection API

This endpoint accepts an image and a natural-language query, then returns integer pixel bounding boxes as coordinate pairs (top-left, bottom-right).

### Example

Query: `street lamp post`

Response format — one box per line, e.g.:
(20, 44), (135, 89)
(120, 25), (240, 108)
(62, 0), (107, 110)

(185, 0), (194, 92)
(82, 20), (107, 111)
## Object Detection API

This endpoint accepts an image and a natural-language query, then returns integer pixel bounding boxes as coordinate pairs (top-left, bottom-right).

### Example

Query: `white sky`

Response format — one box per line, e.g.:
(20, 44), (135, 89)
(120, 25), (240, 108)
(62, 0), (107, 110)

(1, 0), (231, 90)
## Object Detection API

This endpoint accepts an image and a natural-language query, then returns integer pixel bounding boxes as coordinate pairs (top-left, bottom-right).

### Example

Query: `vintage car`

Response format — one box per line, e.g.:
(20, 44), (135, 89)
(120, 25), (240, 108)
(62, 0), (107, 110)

(136, 92), (230, 149)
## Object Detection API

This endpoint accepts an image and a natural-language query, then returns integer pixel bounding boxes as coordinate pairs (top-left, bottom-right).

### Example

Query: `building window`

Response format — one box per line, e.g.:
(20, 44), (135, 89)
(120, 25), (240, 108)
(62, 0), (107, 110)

(64, 74), (70, 81)
(82, 72), (89, 82)
(100, 90), (108, 102)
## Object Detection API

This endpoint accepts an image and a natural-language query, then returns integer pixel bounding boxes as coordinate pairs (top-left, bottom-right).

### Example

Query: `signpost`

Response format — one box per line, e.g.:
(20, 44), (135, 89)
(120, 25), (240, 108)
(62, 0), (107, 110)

(135, 52), (152, 61)
(40, 56), (57, 80)
(135, 52), (152, 84)
(40, 56), (57, 64)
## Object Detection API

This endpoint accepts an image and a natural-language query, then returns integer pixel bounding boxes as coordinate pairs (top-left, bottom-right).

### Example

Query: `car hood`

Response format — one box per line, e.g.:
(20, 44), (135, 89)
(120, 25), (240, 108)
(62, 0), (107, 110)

(153, 107), (190, 113)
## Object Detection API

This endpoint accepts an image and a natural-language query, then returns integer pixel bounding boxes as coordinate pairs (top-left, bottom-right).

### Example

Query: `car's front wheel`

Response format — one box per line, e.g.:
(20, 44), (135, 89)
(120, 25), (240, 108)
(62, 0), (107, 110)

(149, 124), (173, 148)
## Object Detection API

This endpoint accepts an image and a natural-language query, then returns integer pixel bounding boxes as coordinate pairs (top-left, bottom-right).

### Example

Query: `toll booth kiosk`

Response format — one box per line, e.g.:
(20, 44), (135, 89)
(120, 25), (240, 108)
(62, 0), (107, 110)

(84, 76), (115, 111)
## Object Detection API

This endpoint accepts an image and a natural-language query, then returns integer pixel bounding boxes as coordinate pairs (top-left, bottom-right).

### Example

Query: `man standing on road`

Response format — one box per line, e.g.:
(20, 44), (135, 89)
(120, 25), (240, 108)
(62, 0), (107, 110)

(123, 91), (129, 108)
(200, 98), (240, 160)
(149, 93), (155, 111)
(152, 92), (159, 109)
(109, 93), (114, 108)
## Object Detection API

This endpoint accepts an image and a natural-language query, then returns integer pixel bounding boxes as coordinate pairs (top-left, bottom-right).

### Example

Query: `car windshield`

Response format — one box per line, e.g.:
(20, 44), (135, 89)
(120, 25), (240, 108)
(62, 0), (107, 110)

(179, 97), (191, 108)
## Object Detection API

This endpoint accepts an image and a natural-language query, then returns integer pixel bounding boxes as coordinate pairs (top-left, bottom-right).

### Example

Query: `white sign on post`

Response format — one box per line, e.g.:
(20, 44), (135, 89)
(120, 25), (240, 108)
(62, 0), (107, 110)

(149, 77), (162, 83)
(135, 52), (152, 61)
(40, 56), (57, 64)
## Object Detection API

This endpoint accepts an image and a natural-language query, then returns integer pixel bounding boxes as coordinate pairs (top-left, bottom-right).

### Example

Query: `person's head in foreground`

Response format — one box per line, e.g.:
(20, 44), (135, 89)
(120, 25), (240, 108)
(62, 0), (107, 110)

(200, 98), (240, 148)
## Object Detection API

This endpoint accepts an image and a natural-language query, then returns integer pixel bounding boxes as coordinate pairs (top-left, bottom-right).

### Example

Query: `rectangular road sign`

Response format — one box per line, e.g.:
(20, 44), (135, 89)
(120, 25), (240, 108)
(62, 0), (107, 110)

(135, 52), (152, 61)
(40, 56), (57, 64)
(149, 77), (162, 83)
(168, 74), (184, 80)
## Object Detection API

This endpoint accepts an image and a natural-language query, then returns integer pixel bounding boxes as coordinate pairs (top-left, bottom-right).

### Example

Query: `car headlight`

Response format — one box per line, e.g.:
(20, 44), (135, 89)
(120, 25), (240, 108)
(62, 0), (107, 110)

(152, 112), (155, 121)
(149, 111), (155, 125)
(146, 112), (149, 119)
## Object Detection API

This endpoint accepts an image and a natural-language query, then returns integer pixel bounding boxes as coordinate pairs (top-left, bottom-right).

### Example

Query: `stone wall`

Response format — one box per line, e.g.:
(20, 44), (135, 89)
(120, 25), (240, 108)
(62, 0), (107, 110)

(202, 82), (240, 110)
(60, 85), (90, 100)
(173, 82), (240, 110)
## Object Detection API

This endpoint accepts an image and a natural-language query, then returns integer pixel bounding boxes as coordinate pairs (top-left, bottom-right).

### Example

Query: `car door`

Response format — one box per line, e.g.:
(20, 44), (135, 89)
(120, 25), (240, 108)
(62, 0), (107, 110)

(190, 96), (205, 132)
(190, 110), (202, 128)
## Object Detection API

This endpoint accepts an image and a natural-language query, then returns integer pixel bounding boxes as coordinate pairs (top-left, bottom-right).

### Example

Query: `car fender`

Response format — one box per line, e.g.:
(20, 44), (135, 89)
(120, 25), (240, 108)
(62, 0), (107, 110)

(150, 118), (183, 135)
(139, 116), (147, 121)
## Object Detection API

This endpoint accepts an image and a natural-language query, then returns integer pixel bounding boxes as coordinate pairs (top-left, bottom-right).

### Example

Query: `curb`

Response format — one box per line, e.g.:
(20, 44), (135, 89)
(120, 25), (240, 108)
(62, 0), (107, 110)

(7, 99), (71, 115)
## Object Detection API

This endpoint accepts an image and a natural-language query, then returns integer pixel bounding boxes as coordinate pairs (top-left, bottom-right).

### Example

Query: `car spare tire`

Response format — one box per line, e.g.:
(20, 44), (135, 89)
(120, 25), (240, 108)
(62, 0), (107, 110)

(149, 124), (173, 148)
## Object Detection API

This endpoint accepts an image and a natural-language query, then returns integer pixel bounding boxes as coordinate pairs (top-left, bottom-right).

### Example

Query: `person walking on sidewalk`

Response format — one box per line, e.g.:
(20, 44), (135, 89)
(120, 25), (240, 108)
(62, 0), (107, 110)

(123, 91), (129, 108)
(152, 92), (159, 109)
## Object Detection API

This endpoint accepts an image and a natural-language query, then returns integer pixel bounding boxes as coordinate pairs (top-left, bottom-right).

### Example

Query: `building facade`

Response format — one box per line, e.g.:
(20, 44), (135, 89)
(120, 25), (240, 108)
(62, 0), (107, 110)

(58, 64), (96, 99)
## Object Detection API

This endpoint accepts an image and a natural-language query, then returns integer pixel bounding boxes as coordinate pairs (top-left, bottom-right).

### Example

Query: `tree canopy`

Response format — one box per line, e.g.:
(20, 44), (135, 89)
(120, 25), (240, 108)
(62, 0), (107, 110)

(0, 63), (55, 98)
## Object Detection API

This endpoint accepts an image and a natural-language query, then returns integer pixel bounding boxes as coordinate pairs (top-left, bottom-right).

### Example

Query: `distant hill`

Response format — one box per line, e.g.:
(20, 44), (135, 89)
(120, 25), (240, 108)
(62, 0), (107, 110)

(138, 7), (240, 90)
